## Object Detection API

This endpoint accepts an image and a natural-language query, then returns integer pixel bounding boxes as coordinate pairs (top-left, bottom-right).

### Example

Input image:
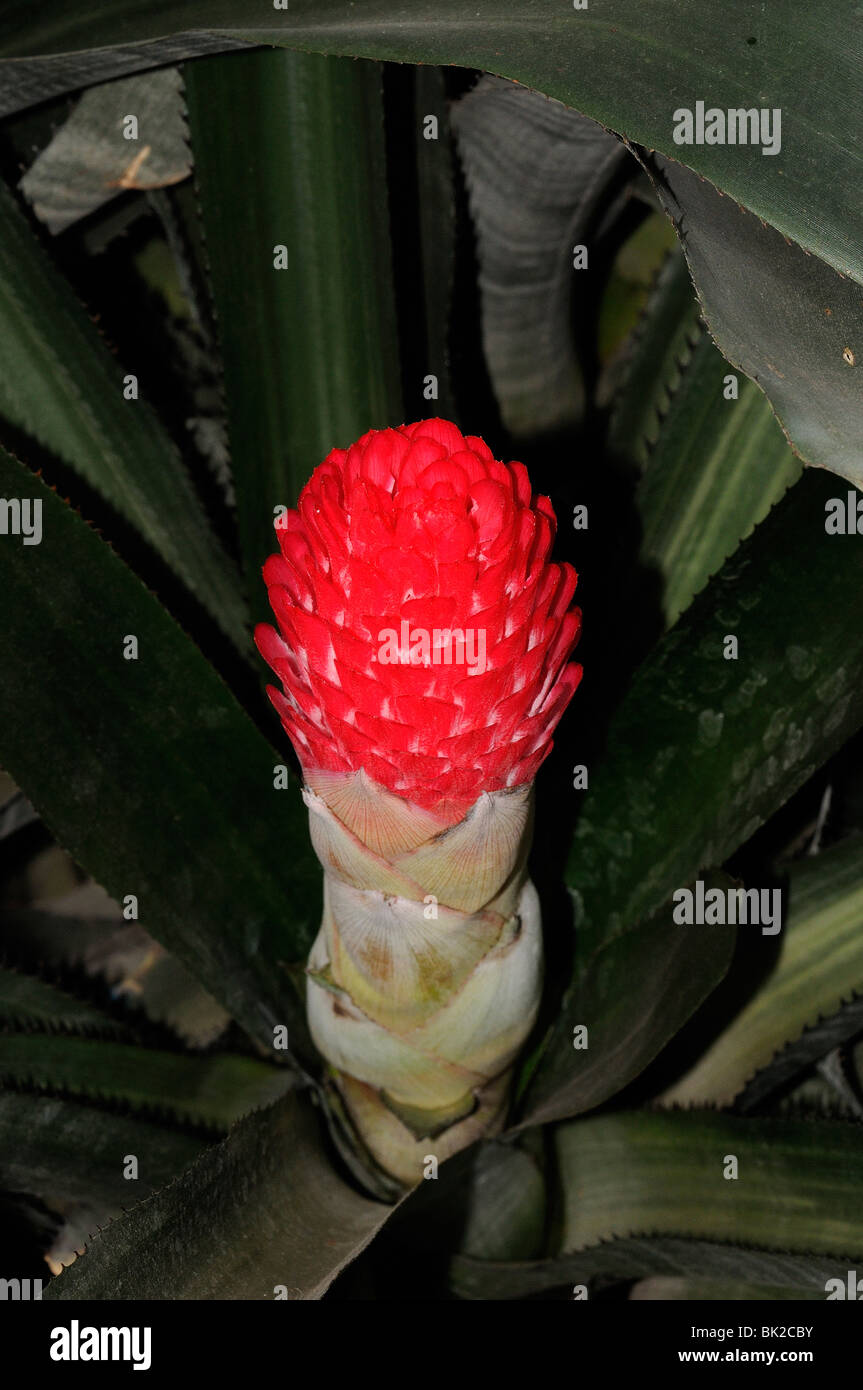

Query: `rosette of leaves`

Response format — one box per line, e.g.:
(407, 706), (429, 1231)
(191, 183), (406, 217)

(0, 9), (862, 1300)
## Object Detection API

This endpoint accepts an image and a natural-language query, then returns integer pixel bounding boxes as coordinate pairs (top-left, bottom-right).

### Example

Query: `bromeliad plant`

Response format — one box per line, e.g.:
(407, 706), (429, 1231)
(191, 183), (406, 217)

(0, 5), (863, 1301)
(256, 420), (580, 1181)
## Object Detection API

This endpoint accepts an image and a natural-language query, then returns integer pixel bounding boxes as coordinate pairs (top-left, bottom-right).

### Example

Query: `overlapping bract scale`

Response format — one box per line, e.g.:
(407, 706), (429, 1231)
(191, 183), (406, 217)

(256, 419), (582, 817)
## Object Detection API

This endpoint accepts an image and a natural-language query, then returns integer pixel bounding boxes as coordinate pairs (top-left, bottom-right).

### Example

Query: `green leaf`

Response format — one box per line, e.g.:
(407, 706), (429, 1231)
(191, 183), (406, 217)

(607, 249), (702, 461)
(19, 68), (189, 234)
(641, 153), (863, 486)
(554, 1110), (863, 1259)
(628, 1275), (828, 1301)
(597, 210), (679, 368)
(739, 1001), (863, 1117)
(576, 472), (863, 965)
(665, 836), (863, 1109)
(413, 67), (458, 423)
(614, 250), (802, 626)
(382, 1135), (546, 1262)
(457, 1141), (546, 1261)
(0, 178), (248, 651)
(0, 37), (253, 120)
(45, 1089), (397, 1299)
(0, 782), (39, 838)
(0, 1091), (208, 1195)
(116, 948), (232, 1049)
(0, 1089), (209, 1260)
(451, 76), (625, 436)
(785, 1051), (863, 1123)
(0, 965), (130, 1036)
(526, 473), (863, 1122)
(1, 906), (231, 1048)
(520, 873), (736, 1126)
(184, 47), (403, 612)
(0, 1034), (294, 1130)
(1, 2), (857, 283)
(638, 339), (802, 628)
(3, 5), (861, 480)
(450, 1236), (849, 1301)
(0, 444), (320, 1052)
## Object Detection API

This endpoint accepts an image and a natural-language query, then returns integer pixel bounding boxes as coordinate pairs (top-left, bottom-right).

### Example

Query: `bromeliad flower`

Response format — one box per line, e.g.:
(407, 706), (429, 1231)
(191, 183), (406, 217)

(256, 418), (581, 1184)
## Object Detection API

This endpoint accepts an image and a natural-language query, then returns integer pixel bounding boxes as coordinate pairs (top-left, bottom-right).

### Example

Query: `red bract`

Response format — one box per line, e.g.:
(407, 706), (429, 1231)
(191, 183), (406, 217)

(255, 418), (582, 819)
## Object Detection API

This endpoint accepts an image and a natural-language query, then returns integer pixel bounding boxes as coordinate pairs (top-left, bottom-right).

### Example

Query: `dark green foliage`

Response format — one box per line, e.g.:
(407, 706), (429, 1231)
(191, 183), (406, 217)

(0, 16), (860, 1302)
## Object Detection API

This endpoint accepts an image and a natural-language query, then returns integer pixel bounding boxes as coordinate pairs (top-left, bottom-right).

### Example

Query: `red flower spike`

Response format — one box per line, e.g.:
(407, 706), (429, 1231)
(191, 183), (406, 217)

(256, 420), (581, 820)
